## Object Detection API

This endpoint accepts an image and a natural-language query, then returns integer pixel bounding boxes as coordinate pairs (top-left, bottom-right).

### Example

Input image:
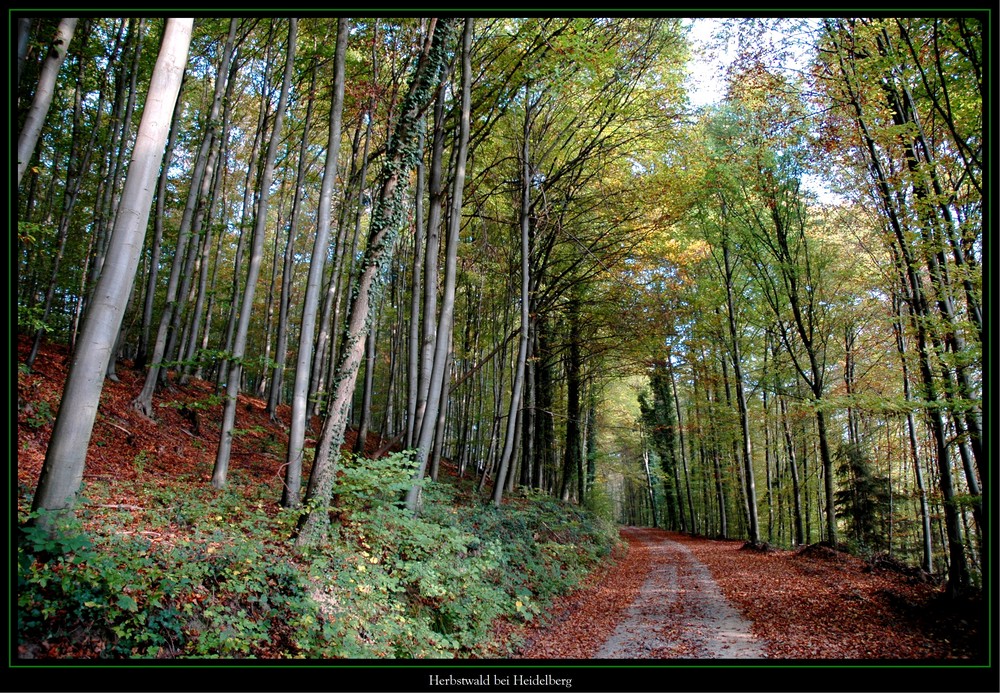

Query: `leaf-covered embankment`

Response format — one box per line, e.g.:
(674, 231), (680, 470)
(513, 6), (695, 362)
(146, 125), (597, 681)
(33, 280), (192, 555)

(17, 337), (619, 659)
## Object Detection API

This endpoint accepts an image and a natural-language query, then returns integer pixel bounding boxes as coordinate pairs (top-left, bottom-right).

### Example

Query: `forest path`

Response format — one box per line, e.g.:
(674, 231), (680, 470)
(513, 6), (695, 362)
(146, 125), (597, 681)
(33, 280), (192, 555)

(593, 527), (767, 659)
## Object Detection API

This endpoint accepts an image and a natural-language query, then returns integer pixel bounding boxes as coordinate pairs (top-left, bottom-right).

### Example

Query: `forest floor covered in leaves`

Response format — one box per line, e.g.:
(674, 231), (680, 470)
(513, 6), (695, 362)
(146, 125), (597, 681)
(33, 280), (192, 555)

(16, 338), (987, 664)
(515, 526), (985, 660)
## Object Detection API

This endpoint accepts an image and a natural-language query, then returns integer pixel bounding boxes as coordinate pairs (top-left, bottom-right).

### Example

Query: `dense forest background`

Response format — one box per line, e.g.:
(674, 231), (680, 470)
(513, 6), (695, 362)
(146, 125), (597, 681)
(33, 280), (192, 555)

(16, 13), (984, 618)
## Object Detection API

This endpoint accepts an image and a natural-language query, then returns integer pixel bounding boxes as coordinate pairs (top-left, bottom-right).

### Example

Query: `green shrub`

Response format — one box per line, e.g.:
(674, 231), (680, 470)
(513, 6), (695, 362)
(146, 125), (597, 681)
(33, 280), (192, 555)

(17, 452), (619, 659)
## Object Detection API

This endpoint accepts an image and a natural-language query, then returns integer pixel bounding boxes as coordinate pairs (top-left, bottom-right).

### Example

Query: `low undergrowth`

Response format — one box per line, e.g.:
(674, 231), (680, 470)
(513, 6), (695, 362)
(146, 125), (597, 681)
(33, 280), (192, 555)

(17, 451), (618, 659)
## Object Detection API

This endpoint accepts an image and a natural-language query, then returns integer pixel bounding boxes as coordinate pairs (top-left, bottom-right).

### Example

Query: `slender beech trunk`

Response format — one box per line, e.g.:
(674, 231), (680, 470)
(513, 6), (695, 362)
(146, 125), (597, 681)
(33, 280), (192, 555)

(414, 89), (448, 434)
(405, 129), (427, 447)
(406, 18), (473, 512)
(32, 18), (192, 526)
(17, 18), (78, 186)
(26, 21), (100, 369)
(212, 19), (295, 489)
(281, 20), (349, 508)
(134, 19), (237, 416)
(269, 58), (316, 416)
(718, 232), (760, 545)
(353, 329), (377, 455)
(492, 84), (532, 508)
(136, 71), (186, 371)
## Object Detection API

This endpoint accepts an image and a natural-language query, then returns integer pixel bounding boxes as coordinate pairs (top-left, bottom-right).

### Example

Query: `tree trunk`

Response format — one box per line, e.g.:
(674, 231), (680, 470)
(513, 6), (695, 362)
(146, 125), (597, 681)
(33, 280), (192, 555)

(282, 19), (349, 508)
(212, 19), (296, 489)
(136, 70), (186, 371)
(17, 18), (78, 186)
(31, 18), (192, 526)
(133, 19), (237, 417)
(492, 83), (533, 508)
(296, 18), (457, 544)
(406, 18), (473, 512)
(405, 129), (427, 448)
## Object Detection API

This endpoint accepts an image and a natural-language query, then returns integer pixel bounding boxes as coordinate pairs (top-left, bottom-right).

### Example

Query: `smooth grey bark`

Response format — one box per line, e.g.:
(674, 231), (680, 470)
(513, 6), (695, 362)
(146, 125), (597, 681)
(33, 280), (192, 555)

(492, 87), (532, 507)
(136, 70), (186, 371)
(213, 18), (296, 489)
(353, 328), (378, 455)
(31, 18), (192, 525)
(313, 111), (372, 416)
(282, 19), (348, 508)
(219, 47), (269, 388)
(133, 19), (238, 416)
(405, 129), (427, 448)
(414, 90), (447, 435)
(405, 18), (473, 512)
(297, 18), (457, 545)
(26, 21), (100, 369)
(179, 148), (226, 385)
(17, 18), (78, 186)
(268, 58), (317, 417)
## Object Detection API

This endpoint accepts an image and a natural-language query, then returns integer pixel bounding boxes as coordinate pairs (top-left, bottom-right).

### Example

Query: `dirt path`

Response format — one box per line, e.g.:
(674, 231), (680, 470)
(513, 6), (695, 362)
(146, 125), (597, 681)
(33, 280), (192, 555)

(594, 527), (767, 659)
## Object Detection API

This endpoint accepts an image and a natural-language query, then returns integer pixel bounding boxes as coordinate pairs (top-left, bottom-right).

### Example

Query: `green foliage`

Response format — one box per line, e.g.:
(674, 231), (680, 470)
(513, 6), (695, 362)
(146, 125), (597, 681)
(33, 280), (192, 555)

(25, 399), (54, 429)
(17, 458), (616, 659)
(834, 440), (891, 555)
(159, 393), (224, 412)
(18, 484), (320, 658)
(18, 304), (55, 335)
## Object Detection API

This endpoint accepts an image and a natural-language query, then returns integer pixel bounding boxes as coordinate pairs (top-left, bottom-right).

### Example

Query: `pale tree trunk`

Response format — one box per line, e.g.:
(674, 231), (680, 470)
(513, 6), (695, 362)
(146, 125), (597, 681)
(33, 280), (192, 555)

(492, 87), (532, 507)
(268, 57), (317, 418)
(312, 113), (371, 415)
(213, 18), (296, 489)
(297, 18), (457, 545)
(26, 21), (99, 369)
(179, 154), (226, 385)
(405, 18), (473, 512)
(31, 18), (192, 527)
(429, 340), (454, 482)
(282, 19), (348, 508)
(415, 91), (447, 433)
(17, 18), (78, 186)
(136, 71), (186, 371)
(219, 47), (269, 387)
(405, 131), (427, 448)
(133, 19), (237, 416)
(353, 328), (378, 455)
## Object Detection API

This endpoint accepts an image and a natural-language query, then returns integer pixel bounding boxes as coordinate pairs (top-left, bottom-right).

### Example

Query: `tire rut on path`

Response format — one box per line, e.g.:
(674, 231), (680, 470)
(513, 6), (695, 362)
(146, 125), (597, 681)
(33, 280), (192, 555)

(594, 527), (767, 659)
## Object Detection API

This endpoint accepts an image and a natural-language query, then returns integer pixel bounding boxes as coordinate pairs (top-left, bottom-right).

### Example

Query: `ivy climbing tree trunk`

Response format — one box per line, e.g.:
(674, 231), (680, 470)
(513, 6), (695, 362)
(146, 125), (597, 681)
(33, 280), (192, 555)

(296, 17), (458, 544)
